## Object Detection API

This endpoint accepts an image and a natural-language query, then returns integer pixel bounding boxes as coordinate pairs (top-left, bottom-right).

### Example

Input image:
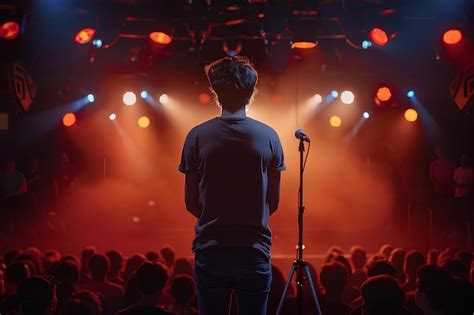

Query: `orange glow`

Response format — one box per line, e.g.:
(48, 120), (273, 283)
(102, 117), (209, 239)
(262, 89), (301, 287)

(443, 29), (462, 45)
(138, 116), (150, 128)
(291, 41), (317, 49)
(370, 28), (389, 46)
(404, 108), (418, 122)
(376, 87), (392, 102)
(149, 32), (172, 44)
(63, 113), (76, 127)
(198, 93), (211, 104)
(0, 21), (20, 40)
(329, 115), (342, 128)
(74, 27), (96, 44)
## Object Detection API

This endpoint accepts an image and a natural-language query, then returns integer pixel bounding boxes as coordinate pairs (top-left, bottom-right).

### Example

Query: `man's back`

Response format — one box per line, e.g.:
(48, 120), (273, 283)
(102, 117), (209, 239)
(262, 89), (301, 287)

(179, 116), (285, 257)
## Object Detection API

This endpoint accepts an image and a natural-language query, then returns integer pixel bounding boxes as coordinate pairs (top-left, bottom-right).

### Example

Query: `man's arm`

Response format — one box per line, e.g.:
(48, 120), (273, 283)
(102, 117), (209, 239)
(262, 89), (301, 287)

(184, 173), (202, 218)
(268, 170), (281, 215)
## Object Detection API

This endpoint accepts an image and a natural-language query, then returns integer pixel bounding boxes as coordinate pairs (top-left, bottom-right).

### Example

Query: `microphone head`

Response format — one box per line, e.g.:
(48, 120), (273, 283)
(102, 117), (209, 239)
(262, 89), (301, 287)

(295, 129), (310, 142)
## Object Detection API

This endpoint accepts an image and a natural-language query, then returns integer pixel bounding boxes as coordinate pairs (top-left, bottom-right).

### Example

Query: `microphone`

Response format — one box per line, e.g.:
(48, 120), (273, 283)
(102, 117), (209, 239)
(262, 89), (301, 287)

(295, 129), (310, 142)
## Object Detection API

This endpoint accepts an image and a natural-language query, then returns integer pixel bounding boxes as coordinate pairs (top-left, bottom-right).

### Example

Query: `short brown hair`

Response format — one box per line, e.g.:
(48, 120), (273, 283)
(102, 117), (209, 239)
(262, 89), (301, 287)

(205, 56), (258, 113)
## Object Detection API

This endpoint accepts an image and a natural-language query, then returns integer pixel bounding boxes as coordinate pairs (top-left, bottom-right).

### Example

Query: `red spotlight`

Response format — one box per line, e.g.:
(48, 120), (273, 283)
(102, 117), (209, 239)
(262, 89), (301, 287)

(75, 28), (96, 44)
(0, 21), (20, 40)
(370, 27), (389, 46)
(198, 92), (211, 104)
(63, 113), (76, 127)
(443, 29), (462, 45)
(149, 32), (172, 45)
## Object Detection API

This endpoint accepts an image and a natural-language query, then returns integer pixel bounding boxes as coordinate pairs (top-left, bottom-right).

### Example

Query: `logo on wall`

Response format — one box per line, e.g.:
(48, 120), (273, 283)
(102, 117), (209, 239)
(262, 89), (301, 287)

(450, 66), (474, 110)
(11, 63), (37, 112)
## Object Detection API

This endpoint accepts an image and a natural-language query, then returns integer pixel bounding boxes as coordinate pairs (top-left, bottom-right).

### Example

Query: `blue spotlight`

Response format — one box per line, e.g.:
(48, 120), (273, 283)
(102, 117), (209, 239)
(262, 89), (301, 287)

(363, 112), (370, 119)
(140, 91), (148, 99)
(92, 39), (103, 48)
(407, 90), (415, 98)
(331, 90), (339, 98)
(87, 94), (95, 103)
(362, 40), (372, 49)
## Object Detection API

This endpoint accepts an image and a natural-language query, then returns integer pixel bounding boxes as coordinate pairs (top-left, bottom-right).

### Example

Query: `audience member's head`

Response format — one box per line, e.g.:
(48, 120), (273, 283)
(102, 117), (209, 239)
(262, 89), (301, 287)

(361, 275), (405, 315)
(4, 249), (23, 266)
(5, 262), (30, 293)
(44, 250), (61, 274)
(145, 251), (160, 262)
(173, 258), (193, 277)
(389, 248), (406, 268)
(136, 262), (169, 297)
(160, 246), (175, 269)
(320, 262), (348, 299)
(170, 274), (195, 306)
(105, 250), (123, 276)
(367, 260), (397, 279)
(205, 56), (258, 112)
(367, 254), (386, 265)
(415, 265), (456, 315)
(88, 254), (110, 281)
(404, 250), (426, 281)
(324, 246), (343, 263)
(350, 246), (367, 270)
(80, 246), (97, 277)
(333, 255), (353, 277)
(54, 260), (80, 284)
(454, 250), (473, 275)
(441, 258), (467, 279)
(378, 244), (394, 259)
(124, 254), (147, 281)
(17, 252), (43, 275)
(17, 275), (57, 315)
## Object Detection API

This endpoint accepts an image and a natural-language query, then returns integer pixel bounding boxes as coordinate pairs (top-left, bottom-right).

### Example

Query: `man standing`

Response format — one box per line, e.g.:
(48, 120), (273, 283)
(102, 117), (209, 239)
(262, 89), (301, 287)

(179, 56), (285, 315)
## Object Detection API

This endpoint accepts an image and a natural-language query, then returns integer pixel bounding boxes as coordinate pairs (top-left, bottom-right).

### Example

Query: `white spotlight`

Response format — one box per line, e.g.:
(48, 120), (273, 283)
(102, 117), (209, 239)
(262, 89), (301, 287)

(341, 91), (355, 104)
(159, 93), (169, 104)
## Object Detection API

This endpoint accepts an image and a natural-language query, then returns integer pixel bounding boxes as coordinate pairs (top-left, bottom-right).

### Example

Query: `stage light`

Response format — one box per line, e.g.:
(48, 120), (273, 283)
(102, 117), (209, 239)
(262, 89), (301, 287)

(63, 113), (76, 127)
(376, 87), (392, 102)
(140, 91), (148, 99)
(75, 28), (96, 44)
(92, 39), (103, 48)
(123, 92), (137, 106)
(291, 41), (318, 49)
(199, 92), (211, 104)
(149, 32), (172, 45)
(138, 116), (150, 128)
(314, 94), (323, 104)
(363, 112), (370, 119)
(159, 94), (169, 104)
(109, 113), (117, 121)
(407, 90), (415, 98)
(87, 94), (95, 103)
(443, 29), (462, 45)
(329, 115), (342, 128)
(341, 91), (355, 104)
(0, 21), (20, 40)
(404, 108), (418, 122)
(331, 90), (339, 98)
(370, 27), (389, 46)
(223, 41), (242, 57)
(362, 40), (372, 49)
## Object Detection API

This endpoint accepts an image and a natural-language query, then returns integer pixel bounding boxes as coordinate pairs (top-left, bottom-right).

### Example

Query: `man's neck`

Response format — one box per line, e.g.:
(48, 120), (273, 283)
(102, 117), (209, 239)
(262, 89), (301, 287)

(221, 107), (247, 118)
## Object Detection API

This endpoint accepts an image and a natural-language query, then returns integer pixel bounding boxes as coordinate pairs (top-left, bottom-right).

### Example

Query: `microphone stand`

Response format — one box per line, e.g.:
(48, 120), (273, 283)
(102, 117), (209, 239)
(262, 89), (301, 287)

(276, 139), (322, 315)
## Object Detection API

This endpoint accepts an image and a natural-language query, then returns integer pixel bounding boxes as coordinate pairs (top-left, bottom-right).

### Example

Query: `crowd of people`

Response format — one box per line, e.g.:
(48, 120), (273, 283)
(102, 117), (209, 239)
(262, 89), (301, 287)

(0, 244), (473, 315)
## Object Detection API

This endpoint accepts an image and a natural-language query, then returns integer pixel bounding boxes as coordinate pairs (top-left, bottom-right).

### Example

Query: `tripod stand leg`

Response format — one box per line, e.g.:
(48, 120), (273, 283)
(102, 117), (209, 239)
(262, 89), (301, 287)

(276, 264), (296, 315)
(303, 264), (323, 315)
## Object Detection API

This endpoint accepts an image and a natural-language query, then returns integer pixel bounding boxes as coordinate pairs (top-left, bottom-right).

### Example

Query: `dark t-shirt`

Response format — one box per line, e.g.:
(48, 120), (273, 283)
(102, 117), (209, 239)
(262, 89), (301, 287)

(116, 305), (173, 315)
(179, 116), (285, 257)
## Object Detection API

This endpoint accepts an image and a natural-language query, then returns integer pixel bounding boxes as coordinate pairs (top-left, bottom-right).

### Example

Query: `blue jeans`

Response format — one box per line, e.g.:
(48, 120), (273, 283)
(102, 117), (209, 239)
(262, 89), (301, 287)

(194, 246), (272, 315)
